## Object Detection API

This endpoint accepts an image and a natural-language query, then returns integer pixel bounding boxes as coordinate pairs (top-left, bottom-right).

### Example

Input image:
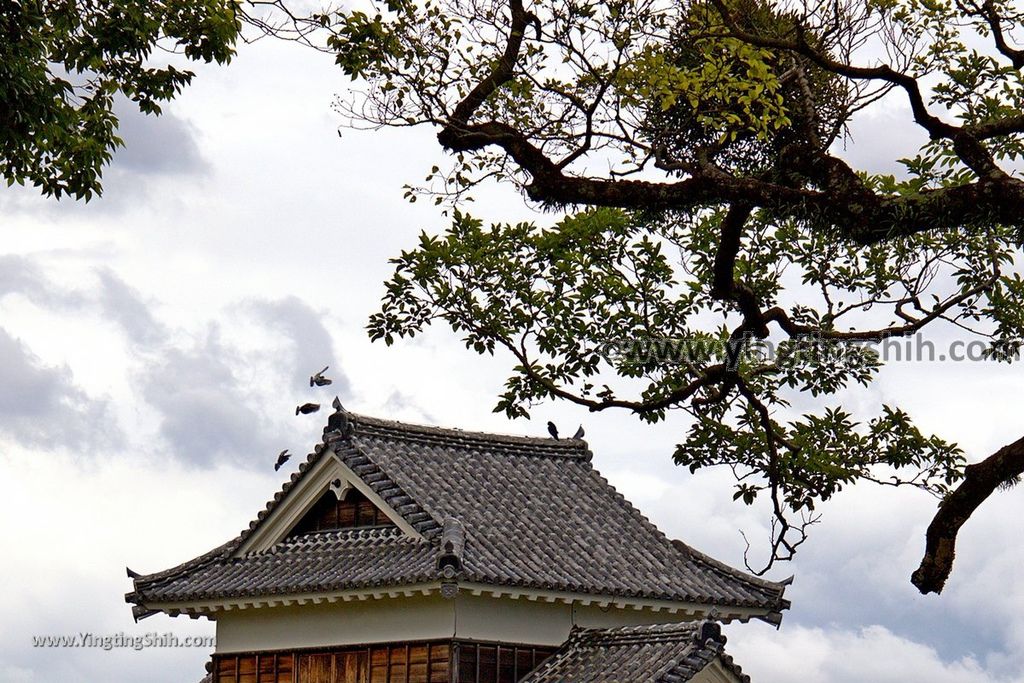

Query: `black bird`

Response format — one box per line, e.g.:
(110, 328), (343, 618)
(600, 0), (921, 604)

(274, 449), (292, 471)
(296, 402), (321, 416)
(547, 421), (559, 439)
(572, 424), (585, 440)
(310, 366), (332, 387)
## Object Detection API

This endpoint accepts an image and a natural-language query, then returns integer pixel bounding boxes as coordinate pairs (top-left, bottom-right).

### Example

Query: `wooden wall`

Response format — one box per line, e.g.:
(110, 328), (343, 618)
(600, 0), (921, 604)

(214, 642), (448, 683)
(215, 653), (294, 683)
(211, 640), (555, 683)
(289, 490), (395, 536)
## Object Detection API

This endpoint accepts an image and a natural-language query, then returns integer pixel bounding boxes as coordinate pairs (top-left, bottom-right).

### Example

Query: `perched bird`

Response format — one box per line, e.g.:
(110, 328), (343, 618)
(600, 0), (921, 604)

(547, 421), (559, 439)
(296, 402), (321, 416)
(274, 449), (292, 471)
(310, 366), (332, 387)
(572, 424), (585, 440)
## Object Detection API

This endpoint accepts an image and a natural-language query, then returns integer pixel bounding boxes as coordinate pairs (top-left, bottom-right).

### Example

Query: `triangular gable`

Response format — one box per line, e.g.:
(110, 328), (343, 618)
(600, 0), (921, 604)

(288, 486), (395, 536)
(236, 449), (423, 556)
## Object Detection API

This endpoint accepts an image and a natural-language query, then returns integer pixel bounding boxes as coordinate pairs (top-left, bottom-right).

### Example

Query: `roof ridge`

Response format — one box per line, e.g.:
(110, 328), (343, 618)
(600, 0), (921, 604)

(228, 439), (336, 554)
(340, 410), (591, 458)
(126, 536), (239, 602)
(574, 622), (700, 645)
(675, 540), (791, 603)
(585, 622), (700, 635)
(285, 525), (407, 538)
(334, 438), (443, 538)
(258, 526), (416, 554)
(524, 621), (746, 683)
(140, 420), (441, 588)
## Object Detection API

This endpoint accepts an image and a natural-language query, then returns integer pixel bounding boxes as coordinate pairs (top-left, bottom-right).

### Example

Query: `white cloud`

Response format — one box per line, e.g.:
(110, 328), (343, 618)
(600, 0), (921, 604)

(0, 446), (274, 683)
(109, 101), (208, 177)
(95, 268), (169, 347)
(0, 327), (120, 450)
(729, 623), (1024, 683)
(1, 24), (1023, 683)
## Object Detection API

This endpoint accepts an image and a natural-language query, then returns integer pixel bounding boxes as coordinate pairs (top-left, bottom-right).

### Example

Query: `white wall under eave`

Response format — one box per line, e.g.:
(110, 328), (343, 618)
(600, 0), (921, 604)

(452, 594), (701, 646)
(453, 594), (569, 646)
(214, 593), (702, 654)
(215, 595), (457, 653)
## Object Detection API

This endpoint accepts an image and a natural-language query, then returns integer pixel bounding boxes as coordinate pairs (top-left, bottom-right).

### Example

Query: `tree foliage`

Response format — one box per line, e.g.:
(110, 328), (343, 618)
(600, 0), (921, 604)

(261, 0), (1024, 592)
(1, 0), (241, 200)
(369, 207), (1022, 578)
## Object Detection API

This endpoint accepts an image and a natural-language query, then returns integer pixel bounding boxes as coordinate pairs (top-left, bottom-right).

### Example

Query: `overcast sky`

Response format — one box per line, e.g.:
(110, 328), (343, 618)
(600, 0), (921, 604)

(1, 36), (1023, 683)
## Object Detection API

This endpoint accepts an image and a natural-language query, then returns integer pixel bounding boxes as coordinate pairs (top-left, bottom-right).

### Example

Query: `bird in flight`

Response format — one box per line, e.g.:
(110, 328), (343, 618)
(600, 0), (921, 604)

(274, 449), (292, 471)
(310, 366), (332, 387)
(295, 402), (321, 415)
(572, 424), (585, 440)
(547, 421), (559, 439)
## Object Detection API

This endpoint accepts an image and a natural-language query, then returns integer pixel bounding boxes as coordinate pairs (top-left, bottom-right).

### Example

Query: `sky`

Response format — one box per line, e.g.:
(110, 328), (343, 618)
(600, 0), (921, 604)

(1, 33), (1023, 683)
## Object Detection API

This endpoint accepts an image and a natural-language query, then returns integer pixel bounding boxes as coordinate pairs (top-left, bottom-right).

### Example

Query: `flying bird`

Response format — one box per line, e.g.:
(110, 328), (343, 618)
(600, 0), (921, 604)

(572, 424), (585, 440)
(310, 366), (332, 387)
(296, 402), (321, 416)
(547, 421), (559, 440)
(274, 449), (292, 471)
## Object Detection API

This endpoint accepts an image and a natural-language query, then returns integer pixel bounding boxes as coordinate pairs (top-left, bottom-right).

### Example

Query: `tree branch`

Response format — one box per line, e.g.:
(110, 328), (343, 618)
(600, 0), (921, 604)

(966, 0), (1024, 69)
(912, 434), (1024, 594)
(432, 2), (1024, 245)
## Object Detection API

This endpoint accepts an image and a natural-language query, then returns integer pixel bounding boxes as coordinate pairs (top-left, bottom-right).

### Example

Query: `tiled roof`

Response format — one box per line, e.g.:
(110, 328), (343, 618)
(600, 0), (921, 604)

(520, 622), (750, 683)
(136, 527), (437, 602)
(128, 405), (788, 616)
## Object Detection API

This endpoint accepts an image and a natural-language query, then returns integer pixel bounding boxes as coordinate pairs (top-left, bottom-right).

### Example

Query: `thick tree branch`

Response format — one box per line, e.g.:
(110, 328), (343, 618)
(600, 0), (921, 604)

(968, 114), (1024, 138)
(912, 435), (1024, 594)
(361, 0), (1024, 590)
(446, 0), (532, 126)
(433, 3), (1024, 245)
(447, 122), (1024, 242)
(962, 0), (1024, 69)
(706, 0), (959, 139)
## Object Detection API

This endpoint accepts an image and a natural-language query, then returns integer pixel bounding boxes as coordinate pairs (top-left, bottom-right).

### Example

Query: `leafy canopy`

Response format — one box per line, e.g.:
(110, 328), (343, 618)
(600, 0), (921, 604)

(1, 0), (241, 200)
(257, 0), (1024, 589)
(370, 207), (1022, 571)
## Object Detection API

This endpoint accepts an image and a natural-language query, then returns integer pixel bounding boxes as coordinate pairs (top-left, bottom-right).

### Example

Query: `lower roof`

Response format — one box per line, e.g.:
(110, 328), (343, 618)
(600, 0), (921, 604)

(520, 622), (750, 683)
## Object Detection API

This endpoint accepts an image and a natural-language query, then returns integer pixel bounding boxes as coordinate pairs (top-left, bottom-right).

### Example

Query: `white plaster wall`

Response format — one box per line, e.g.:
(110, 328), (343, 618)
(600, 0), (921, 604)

(453, 595), (571, 646)
(215, 595), (456, 653)
(215, 593), (700, 654)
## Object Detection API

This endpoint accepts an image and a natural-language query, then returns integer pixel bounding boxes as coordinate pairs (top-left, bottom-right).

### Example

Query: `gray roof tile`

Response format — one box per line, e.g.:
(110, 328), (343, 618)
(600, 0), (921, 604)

(128, 407), (788, 616)
(521, 622), (750, 683)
